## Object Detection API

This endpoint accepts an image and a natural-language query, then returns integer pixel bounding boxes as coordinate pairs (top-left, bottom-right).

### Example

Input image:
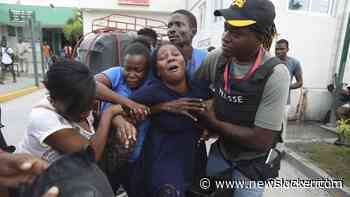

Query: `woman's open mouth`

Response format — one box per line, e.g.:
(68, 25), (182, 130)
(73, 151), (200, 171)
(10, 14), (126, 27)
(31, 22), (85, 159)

(168, 64), (179, 72)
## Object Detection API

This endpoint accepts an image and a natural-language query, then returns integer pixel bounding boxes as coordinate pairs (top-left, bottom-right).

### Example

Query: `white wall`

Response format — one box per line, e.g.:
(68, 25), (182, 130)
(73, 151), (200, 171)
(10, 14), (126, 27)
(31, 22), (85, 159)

(80, 0), (187, 34)
(189, 0), (346, 120)
(80, 0), (186, 13)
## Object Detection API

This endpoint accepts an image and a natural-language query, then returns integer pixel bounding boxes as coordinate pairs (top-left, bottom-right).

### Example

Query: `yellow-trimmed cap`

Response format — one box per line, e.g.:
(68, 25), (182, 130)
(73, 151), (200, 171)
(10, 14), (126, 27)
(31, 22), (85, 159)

(226, 19), (256, 27)
(214, 0), (276, 30)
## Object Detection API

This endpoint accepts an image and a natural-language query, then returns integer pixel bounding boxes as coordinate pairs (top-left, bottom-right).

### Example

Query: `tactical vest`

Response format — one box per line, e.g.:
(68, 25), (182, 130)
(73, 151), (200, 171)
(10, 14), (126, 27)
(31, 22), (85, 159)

(212, 56), (284, 161)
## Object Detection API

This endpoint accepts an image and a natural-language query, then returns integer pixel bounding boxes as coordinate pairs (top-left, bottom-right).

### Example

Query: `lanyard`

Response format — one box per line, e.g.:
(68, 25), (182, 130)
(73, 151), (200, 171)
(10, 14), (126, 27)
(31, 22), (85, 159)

(224, 48), (263, 92)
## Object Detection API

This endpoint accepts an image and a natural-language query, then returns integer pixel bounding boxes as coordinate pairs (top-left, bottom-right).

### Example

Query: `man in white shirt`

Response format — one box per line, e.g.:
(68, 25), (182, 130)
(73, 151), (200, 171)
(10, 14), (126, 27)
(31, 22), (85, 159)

(16, 39), (30, 73)
(0, 40), (16, 84)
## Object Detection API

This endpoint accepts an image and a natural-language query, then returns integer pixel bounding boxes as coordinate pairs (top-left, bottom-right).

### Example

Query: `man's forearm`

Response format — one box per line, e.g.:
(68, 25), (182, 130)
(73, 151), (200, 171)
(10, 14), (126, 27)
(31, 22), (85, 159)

(150, 103), (165, 114)
(209, 119), (274, 151)
(91, 110), (115, 161)
(290, 82), (302, 89)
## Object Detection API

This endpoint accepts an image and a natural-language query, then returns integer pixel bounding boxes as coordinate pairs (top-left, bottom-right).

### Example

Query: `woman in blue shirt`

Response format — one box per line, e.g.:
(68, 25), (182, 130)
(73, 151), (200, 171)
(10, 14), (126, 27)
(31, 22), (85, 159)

(95, 41), (153, 194)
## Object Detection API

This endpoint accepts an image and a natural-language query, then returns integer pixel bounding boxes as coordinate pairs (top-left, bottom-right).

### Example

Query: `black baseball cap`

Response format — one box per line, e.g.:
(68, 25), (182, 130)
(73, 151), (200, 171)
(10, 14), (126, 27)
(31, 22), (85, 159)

(214, 0), (275, 29)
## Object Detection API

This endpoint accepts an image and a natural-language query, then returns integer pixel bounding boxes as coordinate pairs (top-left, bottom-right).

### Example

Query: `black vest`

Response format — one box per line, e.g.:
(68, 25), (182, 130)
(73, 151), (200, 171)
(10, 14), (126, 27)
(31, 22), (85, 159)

(212, 56), (284, 161)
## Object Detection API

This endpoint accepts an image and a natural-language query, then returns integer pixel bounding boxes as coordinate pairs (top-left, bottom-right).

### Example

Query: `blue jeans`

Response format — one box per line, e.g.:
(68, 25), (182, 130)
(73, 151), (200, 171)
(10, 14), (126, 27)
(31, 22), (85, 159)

(206, 142), (264, 197)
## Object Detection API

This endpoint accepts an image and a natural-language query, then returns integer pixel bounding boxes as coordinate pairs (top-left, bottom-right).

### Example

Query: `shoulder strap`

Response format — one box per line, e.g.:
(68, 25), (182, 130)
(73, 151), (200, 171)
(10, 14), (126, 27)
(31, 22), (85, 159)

(251, 57), (284, 82)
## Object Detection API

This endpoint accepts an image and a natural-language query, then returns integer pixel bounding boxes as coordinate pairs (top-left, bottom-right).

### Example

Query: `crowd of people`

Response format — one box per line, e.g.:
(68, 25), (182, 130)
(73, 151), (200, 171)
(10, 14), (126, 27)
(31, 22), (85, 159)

(0, 0), (308, 196)
(0, 37), (74, 85)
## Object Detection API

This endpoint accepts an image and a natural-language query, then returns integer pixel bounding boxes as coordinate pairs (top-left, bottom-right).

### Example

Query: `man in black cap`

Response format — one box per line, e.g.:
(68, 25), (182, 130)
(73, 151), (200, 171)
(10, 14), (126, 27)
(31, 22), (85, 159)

(194, 0), (290, 196)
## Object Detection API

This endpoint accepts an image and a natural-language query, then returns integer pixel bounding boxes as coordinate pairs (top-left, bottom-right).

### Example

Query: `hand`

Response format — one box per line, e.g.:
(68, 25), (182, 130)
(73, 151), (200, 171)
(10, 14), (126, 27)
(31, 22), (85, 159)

(203, 99), (214, 110)
(125, 100), (150, 122)
(160, 98), (206, 122)
(106, 104), (123, 116)
(198, 130), (219, 143)
(195, 99), (219, 128)
(198, 130), (211, 143)
(42, 186), (59, 197)
(0, 153), (48, 188)
(112, 116), (137, 149)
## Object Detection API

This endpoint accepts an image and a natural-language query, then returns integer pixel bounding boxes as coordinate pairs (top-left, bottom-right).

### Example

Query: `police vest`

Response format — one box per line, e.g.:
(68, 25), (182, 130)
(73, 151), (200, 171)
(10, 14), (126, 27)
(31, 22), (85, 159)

(212, 56), (284, 161)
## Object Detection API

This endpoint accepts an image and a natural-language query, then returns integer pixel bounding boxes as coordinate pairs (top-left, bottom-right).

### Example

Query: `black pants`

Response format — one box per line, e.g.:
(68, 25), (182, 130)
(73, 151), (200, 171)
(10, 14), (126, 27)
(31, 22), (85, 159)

(1, 63), (16, 82)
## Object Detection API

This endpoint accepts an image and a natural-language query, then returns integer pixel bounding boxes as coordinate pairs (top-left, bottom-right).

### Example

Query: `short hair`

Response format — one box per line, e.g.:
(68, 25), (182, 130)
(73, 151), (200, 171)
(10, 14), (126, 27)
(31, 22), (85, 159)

(123, 41), (151, 65)
(44, 60), (96, 120)
(137, 28), (158, 41)
(131, 37), (151, 51)
(171, 9), (197, 35)
(276, 39), (289, 48)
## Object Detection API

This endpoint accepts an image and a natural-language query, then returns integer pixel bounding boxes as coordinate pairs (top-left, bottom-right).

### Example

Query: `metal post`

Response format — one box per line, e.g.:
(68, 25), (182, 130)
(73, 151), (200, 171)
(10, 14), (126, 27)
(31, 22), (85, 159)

(328, 14), (350, 126)
(29, 16), (39, 87)
(37, 22), (45, 77)
(40, 26), (45, 76)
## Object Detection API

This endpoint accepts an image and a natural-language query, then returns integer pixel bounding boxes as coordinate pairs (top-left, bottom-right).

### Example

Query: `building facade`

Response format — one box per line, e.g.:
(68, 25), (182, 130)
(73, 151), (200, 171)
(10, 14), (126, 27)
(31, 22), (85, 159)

(0, 2), (75, 61)
(80, 0), (187, 34)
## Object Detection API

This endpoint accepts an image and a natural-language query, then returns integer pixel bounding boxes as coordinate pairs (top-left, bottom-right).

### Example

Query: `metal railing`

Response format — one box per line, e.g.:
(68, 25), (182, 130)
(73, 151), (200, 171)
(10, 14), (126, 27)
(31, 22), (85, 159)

(91, 13), (168, 39)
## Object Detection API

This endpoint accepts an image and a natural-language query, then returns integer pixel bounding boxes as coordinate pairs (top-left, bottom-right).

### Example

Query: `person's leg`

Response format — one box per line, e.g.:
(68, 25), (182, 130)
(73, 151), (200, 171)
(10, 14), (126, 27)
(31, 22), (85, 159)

(206, 142), (232, 176)
(232, 169), (265, 197)
(281, 104), (290, 141)
(44, 56), (49, 70)
(24, 58), (29, 74)
(0, 64), (5, 84)
(19, 58), (24, 72)
(9, 64), (16, 83)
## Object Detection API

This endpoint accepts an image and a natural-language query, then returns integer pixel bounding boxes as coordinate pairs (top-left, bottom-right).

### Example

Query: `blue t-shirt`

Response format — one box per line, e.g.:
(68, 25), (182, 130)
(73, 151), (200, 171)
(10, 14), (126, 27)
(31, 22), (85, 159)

(99, 66), (152, 162)
(286, 56), (302, 82)
(187, 48), (208, 80)
(285, 57), (302, 104)
(100, 66), (131, 112)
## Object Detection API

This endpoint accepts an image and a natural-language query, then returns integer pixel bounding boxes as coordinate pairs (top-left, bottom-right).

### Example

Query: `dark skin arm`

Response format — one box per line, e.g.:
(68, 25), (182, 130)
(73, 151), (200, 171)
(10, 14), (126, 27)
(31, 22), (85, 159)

(150, 98), (206, 122)
(95, 73), (150, 121)
(45, 105), (123, 161)
(290, 72), (303, 90)
(112, 115), (137, 149)
(197, 103), (274, 152)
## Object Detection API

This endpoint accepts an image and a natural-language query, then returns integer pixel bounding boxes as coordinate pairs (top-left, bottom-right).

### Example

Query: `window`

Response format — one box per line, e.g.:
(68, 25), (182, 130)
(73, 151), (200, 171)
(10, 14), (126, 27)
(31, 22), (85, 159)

(199, 2), (207, 30)
(214, 0), (224, 22)
(288, 0), (334, 15)
(7, 26), (16, 37)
